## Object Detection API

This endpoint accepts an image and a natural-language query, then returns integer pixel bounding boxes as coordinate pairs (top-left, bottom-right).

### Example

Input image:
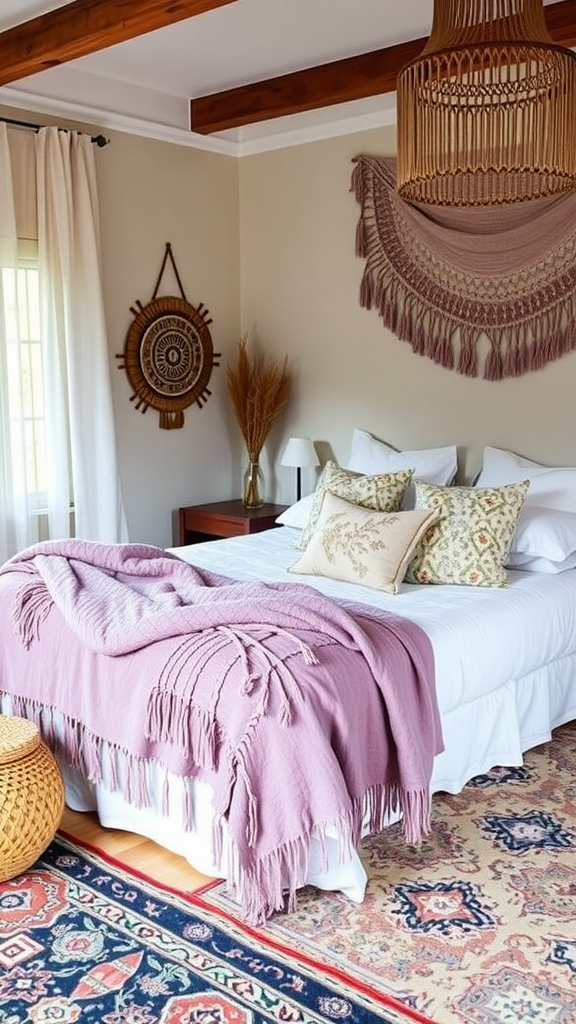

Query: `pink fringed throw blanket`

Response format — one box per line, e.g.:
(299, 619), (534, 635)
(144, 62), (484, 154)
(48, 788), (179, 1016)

(352, 155), (576, 380)
(0, 539), (442, 923)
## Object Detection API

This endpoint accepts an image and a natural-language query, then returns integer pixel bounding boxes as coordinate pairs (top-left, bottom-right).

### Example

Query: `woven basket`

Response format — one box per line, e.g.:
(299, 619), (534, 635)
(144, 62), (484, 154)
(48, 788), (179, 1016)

(0, 714), (65, 882)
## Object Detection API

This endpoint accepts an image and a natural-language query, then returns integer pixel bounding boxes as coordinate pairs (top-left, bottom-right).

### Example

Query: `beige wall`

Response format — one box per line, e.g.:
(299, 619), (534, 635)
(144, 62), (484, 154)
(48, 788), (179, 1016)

(240, 124), (576, 501)
(96, 131), (241, 545)
(4, 107), (576, 545)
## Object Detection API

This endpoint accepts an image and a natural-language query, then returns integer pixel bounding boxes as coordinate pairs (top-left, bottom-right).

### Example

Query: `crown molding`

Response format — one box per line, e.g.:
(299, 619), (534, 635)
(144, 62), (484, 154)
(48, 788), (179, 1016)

(0, 84), (237, 154)
(0, 82), (398, 157)
(230, 97), (397, 156)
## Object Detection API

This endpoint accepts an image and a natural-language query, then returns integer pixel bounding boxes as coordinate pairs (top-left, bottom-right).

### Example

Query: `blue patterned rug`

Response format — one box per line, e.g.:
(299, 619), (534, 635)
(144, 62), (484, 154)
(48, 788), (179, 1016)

(0, 834), (433, 1024)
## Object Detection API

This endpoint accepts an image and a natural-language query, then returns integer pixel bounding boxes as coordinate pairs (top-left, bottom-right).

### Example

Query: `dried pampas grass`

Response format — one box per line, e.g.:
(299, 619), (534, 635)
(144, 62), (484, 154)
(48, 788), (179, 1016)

(227, 335), (291, 462)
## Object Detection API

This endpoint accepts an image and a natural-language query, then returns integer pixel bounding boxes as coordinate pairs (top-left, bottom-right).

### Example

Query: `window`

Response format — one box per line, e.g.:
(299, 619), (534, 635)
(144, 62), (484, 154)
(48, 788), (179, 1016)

(1, 244), (47, 511)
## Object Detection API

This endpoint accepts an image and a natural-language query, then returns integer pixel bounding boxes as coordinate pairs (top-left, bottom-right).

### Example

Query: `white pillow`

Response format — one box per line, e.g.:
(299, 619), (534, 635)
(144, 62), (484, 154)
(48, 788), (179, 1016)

(288, 492), (439, 594)
(346, 429), (457, 508)
(476, 447), (576, 514)
(510, 505), (576, 562)
(507, 552), (576, 574)
(276, 494), (315, 530)
(476, 448), (576, 566)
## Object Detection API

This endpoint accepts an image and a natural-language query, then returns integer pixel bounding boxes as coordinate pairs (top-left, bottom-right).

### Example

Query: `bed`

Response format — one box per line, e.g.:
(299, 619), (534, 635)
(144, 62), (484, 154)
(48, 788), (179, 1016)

(2, 439), (576, 923)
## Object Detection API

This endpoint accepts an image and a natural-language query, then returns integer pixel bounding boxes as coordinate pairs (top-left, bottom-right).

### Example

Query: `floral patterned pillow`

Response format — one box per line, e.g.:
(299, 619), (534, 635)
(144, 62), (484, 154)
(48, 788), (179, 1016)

(405, 479), (530, 587)
(298, 460), (413, 551)
(290, 492), (439, 593)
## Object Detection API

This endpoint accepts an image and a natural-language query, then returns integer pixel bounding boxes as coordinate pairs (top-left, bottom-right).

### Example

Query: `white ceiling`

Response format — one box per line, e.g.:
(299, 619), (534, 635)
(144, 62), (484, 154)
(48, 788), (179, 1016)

(0, 0), (562, 156)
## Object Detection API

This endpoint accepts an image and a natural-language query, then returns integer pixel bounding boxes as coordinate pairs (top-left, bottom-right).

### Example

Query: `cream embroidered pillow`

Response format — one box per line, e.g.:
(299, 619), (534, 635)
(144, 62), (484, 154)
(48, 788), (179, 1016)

(289, 492), (439, 594)
(405, 479), (530, 588)
(298, 460), (414, 551)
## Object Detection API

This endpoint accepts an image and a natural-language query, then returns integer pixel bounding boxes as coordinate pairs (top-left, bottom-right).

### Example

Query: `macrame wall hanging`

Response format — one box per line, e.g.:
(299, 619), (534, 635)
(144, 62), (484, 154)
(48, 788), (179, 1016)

(118, 243), (220, 428)
(352, 156), (576, 380)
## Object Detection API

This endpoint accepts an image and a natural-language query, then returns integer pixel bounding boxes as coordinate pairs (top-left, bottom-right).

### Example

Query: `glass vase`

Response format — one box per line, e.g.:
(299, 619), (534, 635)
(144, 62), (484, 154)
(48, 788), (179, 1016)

(243, 460), (265, 508)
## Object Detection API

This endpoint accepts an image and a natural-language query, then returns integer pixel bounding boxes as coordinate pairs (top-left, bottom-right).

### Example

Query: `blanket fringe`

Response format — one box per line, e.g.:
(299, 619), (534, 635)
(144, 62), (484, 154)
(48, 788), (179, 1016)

(225, 779), (429, 925)
(0, 692), (196, 830)
(145, 625), (314, 763)
(147, 689), (219, 767)
(226, 832), (312, 925)
(11, 579), (53, 649)
(401, 787), (432, 846)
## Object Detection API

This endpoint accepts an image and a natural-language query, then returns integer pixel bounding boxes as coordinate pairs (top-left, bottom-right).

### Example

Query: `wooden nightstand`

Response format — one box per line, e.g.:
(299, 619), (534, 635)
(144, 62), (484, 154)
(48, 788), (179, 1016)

(178, 499), (289, 546)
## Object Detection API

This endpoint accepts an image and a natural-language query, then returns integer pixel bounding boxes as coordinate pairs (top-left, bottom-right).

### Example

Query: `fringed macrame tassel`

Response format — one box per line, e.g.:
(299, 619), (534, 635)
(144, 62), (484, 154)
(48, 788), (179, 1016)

(359, 274), (374, 308)
(504, 338), (527, 378)
(428, 332), (455, 370)
(533, 334), (552, 369)
(411, 322), (427, 357)
(458, 338), (478, 377)
(355, 218), (366, 258)
(485, 343), (504, 381)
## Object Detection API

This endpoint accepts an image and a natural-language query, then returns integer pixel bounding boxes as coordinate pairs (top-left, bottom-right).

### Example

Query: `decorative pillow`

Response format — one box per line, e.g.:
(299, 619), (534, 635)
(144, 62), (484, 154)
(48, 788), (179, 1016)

(405, 479), (530, 587)
(346, 429), (457, 508)
(276, 493), (315, 530)
(298, 461), (413, 551)
(289, 492), (439, 594)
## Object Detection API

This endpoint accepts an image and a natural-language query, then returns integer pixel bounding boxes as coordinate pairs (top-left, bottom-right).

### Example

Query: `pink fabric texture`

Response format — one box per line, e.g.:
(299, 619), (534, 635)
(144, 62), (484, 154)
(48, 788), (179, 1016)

(0, 539), (443, 923)
(352, 155), (576, 380)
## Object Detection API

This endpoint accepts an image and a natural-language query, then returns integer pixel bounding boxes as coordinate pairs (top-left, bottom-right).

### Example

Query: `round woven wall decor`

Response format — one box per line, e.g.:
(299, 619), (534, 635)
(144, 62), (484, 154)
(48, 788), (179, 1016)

(117, 244), (220, 429)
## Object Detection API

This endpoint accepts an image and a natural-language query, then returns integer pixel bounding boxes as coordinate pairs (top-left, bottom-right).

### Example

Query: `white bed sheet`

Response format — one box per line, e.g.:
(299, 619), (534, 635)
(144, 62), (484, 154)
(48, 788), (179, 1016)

(42, 526), (576, 905)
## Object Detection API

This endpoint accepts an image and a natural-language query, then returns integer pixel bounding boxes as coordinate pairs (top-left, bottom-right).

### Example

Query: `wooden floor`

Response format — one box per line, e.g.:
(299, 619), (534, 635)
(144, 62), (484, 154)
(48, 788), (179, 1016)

(59, 805), (216, 893)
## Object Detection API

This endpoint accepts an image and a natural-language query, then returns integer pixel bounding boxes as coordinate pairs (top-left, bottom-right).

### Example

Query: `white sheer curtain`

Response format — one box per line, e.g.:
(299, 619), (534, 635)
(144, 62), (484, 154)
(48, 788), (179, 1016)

(0, 126), (27, 559)
(0, 123), (127, 563)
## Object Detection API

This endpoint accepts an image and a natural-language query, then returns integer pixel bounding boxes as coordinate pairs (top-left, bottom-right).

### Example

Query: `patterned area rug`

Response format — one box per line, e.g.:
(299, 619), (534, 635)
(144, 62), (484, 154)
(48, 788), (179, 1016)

(198, 721), (576, 1023)
(0, 835), (433, 1024)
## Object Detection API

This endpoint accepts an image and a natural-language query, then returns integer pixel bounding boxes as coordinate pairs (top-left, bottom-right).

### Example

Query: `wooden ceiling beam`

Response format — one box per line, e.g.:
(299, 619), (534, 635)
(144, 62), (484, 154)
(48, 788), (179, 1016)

(1, 0), (575, 135)
(190, 37), (426, 134)
(190, 0), (576, 134)
(0, 0), (239, 87)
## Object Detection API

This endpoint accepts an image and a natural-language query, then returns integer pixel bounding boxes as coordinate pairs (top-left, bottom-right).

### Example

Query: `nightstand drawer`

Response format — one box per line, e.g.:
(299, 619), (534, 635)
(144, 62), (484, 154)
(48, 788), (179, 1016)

(178, 500), (288, 545)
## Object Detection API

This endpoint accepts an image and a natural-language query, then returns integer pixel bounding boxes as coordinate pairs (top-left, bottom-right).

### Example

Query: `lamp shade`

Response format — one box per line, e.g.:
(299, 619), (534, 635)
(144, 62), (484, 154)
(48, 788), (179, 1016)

(280, 437), (319, 470)
(396, 0), (576, 207)
(281, 437), (319, 502)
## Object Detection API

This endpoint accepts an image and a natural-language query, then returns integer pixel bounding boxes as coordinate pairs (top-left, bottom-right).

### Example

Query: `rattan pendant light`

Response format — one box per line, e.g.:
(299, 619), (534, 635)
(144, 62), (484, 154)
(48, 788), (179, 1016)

(396, 0), (576, 206)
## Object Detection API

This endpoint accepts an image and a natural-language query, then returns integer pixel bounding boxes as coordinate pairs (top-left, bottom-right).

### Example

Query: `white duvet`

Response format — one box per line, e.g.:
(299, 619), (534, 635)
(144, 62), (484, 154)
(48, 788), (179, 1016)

(170, 525), (576, 792)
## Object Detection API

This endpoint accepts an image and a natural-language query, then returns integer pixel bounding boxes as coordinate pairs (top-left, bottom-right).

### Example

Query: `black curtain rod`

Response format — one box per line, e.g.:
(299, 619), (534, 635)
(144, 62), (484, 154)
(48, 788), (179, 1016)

(1, 115), (109, 147)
